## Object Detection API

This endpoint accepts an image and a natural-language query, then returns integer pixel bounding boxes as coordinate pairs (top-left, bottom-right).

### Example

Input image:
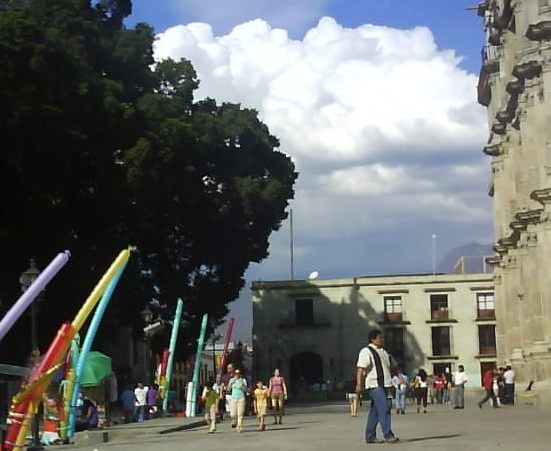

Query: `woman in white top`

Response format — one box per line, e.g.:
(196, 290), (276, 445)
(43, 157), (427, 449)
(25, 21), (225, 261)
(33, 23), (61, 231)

(415, 369), (428, 414)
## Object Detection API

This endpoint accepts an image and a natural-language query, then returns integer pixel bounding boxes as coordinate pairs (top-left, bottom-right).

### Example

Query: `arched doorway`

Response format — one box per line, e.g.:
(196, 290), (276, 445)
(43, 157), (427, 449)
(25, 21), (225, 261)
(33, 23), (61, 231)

(289, 352), (323, 386)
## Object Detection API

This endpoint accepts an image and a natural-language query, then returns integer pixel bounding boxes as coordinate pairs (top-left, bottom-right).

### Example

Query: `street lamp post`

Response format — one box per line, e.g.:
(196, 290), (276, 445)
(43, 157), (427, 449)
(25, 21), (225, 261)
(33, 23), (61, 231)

(140, 305), (154, 382)
(19, 258), (44, 451)
(210, 334), (223, 380)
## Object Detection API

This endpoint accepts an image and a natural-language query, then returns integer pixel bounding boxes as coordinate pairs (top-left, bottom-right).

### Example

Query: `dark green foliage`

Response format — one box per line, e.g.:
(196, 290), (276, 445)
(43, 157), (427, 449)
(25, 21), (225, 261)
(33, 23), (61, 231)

(225, 342), (246, 373)
(0, 0), (296, 363)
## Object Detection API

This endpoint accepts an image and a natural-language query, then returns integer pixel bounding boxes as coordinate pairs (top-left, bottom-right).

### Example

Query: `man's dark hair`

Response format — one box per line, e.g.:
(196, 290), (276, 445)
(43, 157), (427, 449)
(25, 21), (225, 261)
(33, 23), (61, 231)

(418, 368), (428, 381)
(458, 365), (464, 371)
(368, 329), (383, 342)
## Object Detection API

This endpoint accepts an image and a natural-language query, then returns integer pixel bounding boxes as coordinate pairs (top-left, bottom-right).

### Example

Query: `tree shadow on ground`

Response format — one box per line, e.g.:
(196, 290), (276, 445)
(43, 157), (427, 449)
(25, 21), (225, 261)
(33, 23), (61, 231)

(403, 433), (462, 442)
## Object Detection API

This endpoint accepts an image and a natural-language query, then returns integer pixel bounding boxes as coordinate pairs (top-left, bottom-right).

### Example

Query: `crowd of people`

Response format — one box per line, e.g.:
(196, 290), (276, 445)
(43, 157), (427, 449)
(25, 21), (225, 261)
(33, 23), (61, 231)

(119, 382), (161, 423)
(348, 363), (515, 418)
(354, 329), (517, 444)
(201, 363), (288, 433)
(69, 336), (517, 444)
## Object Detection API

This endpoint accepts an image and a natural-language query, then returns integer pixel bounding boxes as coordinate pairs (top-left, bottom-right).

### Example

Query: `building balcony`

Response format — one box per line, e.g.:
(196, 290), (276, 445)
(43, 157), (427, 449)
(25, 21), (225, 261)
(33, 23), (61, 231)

(433, 346), (450, 356)
(477, 46), (500, 107)
(277, 314), (331, 329)
(379, 312), (411, 326)
(431, 309), (449, 321)
(384, 312), (402, 322)
(427, 354), (459, 361)
(426, 309), (458, 323)
(478, 69), (491, 106)
(477, 346), (497, 357)
(477, 309), (496, 320)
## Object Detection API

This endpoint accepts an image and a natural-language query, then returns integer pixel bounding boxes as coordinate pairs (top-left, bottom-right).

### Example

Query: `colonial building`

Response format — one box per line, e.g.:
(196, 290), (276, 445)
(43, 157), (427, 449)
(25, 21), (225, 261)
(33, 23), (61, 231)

(477, 0), (551, 386)
(252, 273), (495, 388)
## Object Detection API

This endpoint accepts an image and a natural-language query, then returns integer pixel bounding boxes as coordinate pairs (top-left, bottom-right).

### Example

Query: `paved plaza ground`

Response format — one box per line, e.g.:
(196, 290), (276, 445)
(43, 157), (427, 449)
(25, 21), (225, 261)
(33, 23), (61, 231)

(60, 397), (551, 451)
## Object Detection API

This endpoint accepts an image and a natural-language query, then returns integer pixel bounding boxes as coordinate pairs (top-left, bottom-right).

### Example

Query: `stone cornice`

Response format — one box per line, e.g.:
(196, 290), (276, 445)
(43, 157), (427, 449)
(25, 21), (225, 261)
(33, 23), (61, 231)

(503, 229), (520, 247)
(530, 188), (551, 205)
(483, 142), (503, 157)
(512, 60), (542, 80)
(485, 255), (501, 267)
(493, 242), (508, 255)
(509, 220), (526, 232)
(526, 20), (551, 41)
(515, 208), (544, 225)
(496, 109), (514, 124)
(506, 78), (524, 95)
(494, 229), (521, 255)
(491, 121), (507, 135)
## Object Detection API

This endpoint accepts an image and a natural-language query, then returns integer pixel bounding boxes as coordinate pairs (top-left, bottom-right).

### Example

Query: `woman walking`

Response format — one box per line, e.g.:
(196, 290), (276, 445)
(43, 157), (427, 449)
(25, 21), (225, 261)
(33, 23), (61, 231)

(228, 369), (248, 432)
(268, 368), (287, 425)
(415, 369), (428, 414)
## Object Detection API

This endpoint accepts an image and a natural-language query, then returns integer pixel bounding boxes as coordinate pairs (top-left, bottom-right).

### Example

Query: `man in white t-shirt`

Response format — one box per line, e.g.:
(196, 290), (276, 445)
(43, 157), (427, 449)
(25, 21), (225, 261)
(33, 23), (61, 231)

(356, 329), (399, 444)
(503, 365), (515, 405)
(452, 365), (468, 409)
(134, 382), (148, 422)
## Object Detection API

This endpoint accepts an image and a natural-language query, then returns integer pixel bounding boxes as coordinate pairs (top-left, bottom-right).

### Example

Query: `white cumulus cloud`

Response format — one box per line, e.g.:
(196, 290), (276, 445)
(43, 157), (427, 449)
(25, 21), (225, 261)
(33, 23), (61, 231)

(153, 16), (492, 277)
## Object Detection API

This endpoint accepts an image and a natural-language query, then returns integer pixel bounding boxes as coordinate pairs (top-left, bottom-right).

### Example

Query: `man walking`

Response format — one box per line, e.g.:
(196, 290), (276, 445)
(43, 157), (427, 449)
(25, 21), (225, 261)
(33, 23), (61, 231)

(452, 365), (468, 409)
(503, 365), (515, 405)
(356, 329), (399, 444)
(134, 382), (148, 422)
(478, 367), (499, 409)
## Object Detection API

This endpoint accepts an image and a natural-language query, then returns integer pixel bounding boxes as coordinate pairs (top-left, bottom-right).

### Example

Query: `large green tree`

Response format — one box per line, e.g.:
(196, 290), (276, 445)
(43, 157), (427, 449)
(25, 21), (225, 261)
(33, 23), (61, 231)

(0, 0), (296, 364)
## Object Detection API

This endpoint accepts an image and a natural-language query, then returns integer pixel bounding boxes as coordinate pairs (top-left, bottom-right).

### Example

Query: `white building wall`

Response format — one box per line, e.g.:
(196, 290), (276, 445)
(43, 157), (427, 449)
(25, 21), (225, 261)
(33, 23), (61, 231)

(252, 273), (495, 390)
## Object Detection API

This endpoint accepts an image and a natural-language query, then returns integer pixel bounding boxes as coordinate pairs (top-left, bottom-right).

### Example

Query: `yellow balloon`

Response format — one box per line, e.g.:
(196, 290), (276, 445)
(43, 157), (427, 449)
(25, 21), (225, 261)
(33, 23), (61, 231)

(72, 248), (131, 332)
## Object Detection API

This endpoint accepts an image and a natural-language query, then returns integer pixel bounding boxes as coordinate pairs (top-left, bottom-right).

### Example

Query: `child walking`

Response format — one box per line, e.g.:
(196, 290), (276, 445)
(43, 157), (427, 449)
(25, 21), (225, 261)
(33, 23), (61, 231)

(201, 380), (219, 433)
(253, 380), (268, 431)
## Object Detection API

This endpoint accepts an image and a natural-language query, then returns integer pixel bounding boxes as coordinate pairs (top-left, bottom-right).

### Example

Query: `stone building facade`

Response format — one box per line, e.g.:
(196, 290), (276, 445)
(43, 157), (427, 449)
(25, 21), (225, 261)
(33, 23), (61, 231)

(252, 273), (495, 389)
(477, 0), (551, 385)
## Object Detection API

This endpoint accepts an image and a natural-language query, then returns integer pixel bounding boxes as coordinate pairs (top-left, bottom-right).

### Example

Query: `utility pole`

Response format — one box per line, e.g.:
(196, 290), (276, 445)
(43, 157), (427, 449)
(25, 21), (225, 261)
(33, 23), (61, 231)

(290, 208), (295, 280)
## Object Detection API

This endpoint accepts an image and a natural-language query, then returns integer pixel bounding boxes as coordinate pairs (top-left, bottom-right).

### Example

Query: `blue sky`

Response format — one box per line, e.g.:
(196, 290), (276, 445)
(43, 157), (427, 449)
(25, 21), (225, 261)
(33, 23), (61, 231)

(129, 0), (485, 73)
(127, 1), (492, 341)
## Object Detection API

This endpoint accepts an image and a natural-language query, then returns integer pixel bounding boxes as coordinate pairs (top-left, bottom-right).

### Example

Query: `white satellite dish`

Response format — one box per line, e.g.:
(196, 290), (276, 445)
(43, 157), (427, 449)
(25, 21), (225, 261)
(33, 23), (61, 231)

(308, 271), (319, 280)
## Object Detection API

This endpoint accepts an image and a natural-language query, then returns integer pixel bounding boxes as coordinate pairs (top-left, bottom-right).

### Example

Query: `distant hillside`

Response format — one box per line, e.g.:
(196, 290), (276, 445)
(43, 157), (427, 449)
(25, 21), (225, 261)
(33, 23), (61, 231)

(439, 242), (493, 274)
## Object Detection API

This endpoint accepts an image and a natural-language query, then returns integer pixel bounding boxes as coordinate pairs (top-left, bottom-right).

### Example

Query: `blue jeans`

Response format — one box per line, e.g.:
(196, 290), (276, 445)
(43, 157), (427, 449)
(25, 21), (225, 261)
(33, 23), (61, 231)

(366, 387), (394, 442)
(395, 390), (406, 411)
(504, 384), (515, 405)
(135, 405), (145, 422)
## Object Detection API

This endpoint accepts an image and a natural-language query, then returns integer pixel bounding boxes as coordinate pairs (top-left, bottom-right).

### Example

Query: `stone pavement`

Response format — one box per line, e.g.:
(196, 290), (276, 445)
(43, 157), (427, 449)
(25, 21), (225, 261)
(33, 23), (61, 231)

(67, 415), (206, 447)
(52, 399), (551, 451)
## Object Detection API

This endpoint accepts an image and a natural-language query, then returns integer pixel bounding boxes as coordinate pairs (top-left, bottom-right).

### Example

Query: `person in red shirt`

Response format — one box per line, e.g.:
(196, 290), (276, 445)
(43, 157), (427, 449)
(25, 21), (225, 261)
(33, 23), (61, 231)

(433, 375), (443, 404)
(477, 367), (499, 409)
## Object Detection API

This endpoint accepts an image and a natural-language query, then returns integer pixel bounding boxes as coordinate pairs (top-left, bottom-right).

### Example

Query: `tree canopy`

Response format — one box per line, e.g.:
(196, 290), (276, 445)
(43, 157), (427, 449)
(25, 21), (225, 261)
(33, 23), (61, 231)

(0, 0), (296, 364)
